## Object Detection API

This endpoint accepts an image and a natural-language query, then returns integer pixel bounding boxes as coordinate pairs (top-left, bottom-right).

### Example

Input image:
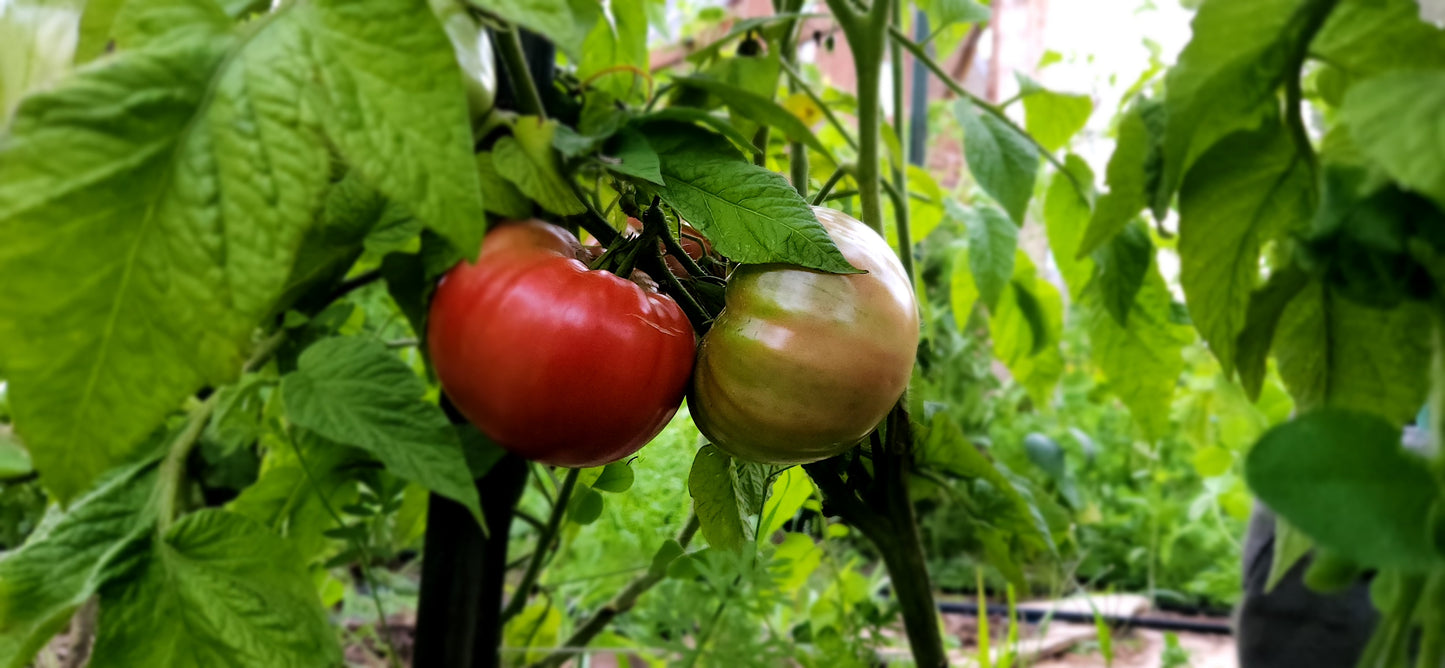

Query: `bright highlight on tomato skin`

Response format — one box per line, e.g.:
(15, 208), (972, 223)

(427, 220), (697, 468)
(689, 207), (920, 465)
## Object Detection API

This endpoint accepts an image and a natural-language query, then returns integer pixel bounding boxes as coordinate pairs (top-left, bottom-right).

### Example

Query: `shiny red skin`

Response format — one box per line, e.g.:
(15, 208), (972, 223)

(427, 220), (696, 467)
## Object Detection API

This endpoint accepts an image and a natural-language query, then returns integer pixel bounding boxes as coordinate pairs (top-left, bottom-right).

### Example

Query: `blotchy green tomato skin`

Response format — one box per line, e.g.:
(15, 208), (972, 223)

(690, 207), (920, 464)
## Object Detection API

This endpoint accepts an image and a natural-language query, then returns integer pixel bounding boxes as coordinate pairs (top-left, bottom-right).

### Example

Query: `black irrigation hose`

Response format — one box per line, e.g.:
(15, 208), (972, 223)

(936, 601), (1235, 636)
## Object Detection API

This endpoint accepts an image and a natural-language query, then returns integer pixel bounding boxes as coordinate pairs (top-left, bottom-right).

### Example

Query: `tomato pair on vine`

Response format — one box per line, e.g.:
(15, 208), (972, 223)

(427, 208), (918, 468)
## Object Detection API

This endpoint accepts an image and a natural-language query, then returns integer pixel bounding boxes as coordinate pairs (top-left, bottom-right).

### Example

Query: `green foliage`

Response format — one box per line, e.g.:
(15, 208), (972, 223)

(954, 98), (1039, 225)
(954, 202), (1017, 312)
(1178, 123), (1312, 376)
(0, 460), (156, 668)
(3, 0), (1444, 662)
(281, 336), (481, 521)
(645, 121), (858, 273)
(1247, 411), (1439, 570)
(91, 509), (340, 666)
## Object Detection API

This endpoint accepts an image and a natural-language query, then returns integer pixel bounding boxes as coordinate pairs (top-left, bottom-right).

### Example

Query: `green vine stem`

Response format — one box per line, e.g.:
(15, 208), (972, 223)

(501, 467), (580, 623)
(779, 59), (859, 150)
(887, 25), (1086, 199)
(752, 125), (771, 168)
(527, 514), (702, 668)
(812, 166), (850, 206)
(1283, 0), (1340, 181)
(776, 0), (811, 196)
(495, 27), (547, 118)
(156, 328), (285, 531)
(881, 174), (916, 282)
(645, 199), (712, 282)
(155, 393), (218, 532)
(889, 0), (912, 283)
(824, 0), (891, 234)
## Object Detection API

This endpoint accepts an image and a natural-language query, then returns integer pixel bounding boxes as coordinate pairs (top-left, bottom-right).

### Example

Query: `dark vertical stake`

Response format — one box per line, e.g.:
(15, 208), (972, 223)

(907, 10), (931, 168)
(414, 455), (527, 668)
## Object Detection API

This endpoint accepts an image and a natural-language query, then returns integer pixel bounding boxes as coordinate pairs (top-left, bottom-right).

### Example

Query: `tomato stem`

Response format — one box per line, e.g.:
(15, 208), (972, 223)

(825, 0), (890, 234)
(644, 200), (710, 281)
(501, 467), (580, 623)
(812, 166), (849, 206)
(494, 27), (547, 119)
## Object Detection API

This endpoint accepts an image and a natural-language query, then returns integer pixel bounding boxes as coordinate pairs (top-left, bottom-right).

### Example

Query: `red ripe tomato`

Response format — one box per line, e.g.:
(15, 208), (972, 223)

(689, 207), (919, 464)
(428, 220), (697, 467)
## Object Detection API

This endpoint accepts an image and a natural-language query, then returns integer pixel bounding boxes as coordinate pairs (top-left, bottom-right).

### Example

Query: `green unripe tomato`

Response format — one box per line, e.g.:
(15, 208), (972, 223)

(689, 207), (920, 465)
(429, 0), (496, 124)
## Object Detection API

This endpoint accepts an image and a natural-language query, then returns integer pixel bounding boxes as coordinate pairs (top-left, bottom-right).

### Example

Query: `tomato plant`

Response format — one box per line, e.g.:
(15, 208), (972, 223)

(1, 0), (1442, 666)
(691, 206), (919, 464)
(428, 219), (695, 467)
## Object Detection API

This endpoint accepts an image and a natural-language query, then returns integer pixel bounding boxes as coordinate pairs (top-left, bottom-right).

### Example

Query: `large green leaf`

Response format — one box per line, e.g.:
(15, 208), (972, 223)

(1041, 153), (1095, 298)
(228, 429), (365, 565)
(1312, 0), (1445, 77)
(281, 336), (482, 521)
(0, 0), (484, 502)
(1152, 0), (1331, 216)
(305, 0), (486, 257)
(1246, 411), (1440, 571)
(688, 445), (768, 552)
(492, 117), (586, 215)
(1179, 125), (1312, 377)
(1339, 72), (1445, 209)
(577, 0), (648, 102)
(601, 128), (664, 186)
(1081, 263), (1192, 441)
(109, 0), (231, 50)
(463, 0), (599, 61)
(1273, 282), (1431, 424)
(950, 245), (980, 327)
(1234, 266), (1309, 400)
(1090, 221), (1152, 327)
(75, 0), (125, 63)
(671, 75), (830, 157)
(0, 460), (157, 668)
(1077, 97), (1162, 257)
(993, 254), (1064, 405)
(920, 0), (989, 33)
(955, 98), (1039, 225)
(0, 34), (326, 501)
(951, 201), (1017, 312)
(91, 509), (341, 666)
(645, 121), (856, 273)
(1022, 88), (1093, 153)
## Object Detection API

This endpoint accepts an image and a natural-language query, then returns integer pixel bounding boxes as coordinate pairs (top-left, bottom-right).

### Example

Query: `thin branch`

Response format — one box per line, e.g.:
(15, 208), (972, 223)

(812, 166), (850, 206)
(501, 467), (580, 623)
(326, 269), (383, 304)
(495, 27), (546, 118)
(527, 515), (702, 668)
(513, 509), (546, 532)
(888, 24), (1085, 198)
(778, 59), (859, 150)
(156, 394), (219, 531)
(1283, 0), (1341, 181)
(880, 179), (916, 282)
